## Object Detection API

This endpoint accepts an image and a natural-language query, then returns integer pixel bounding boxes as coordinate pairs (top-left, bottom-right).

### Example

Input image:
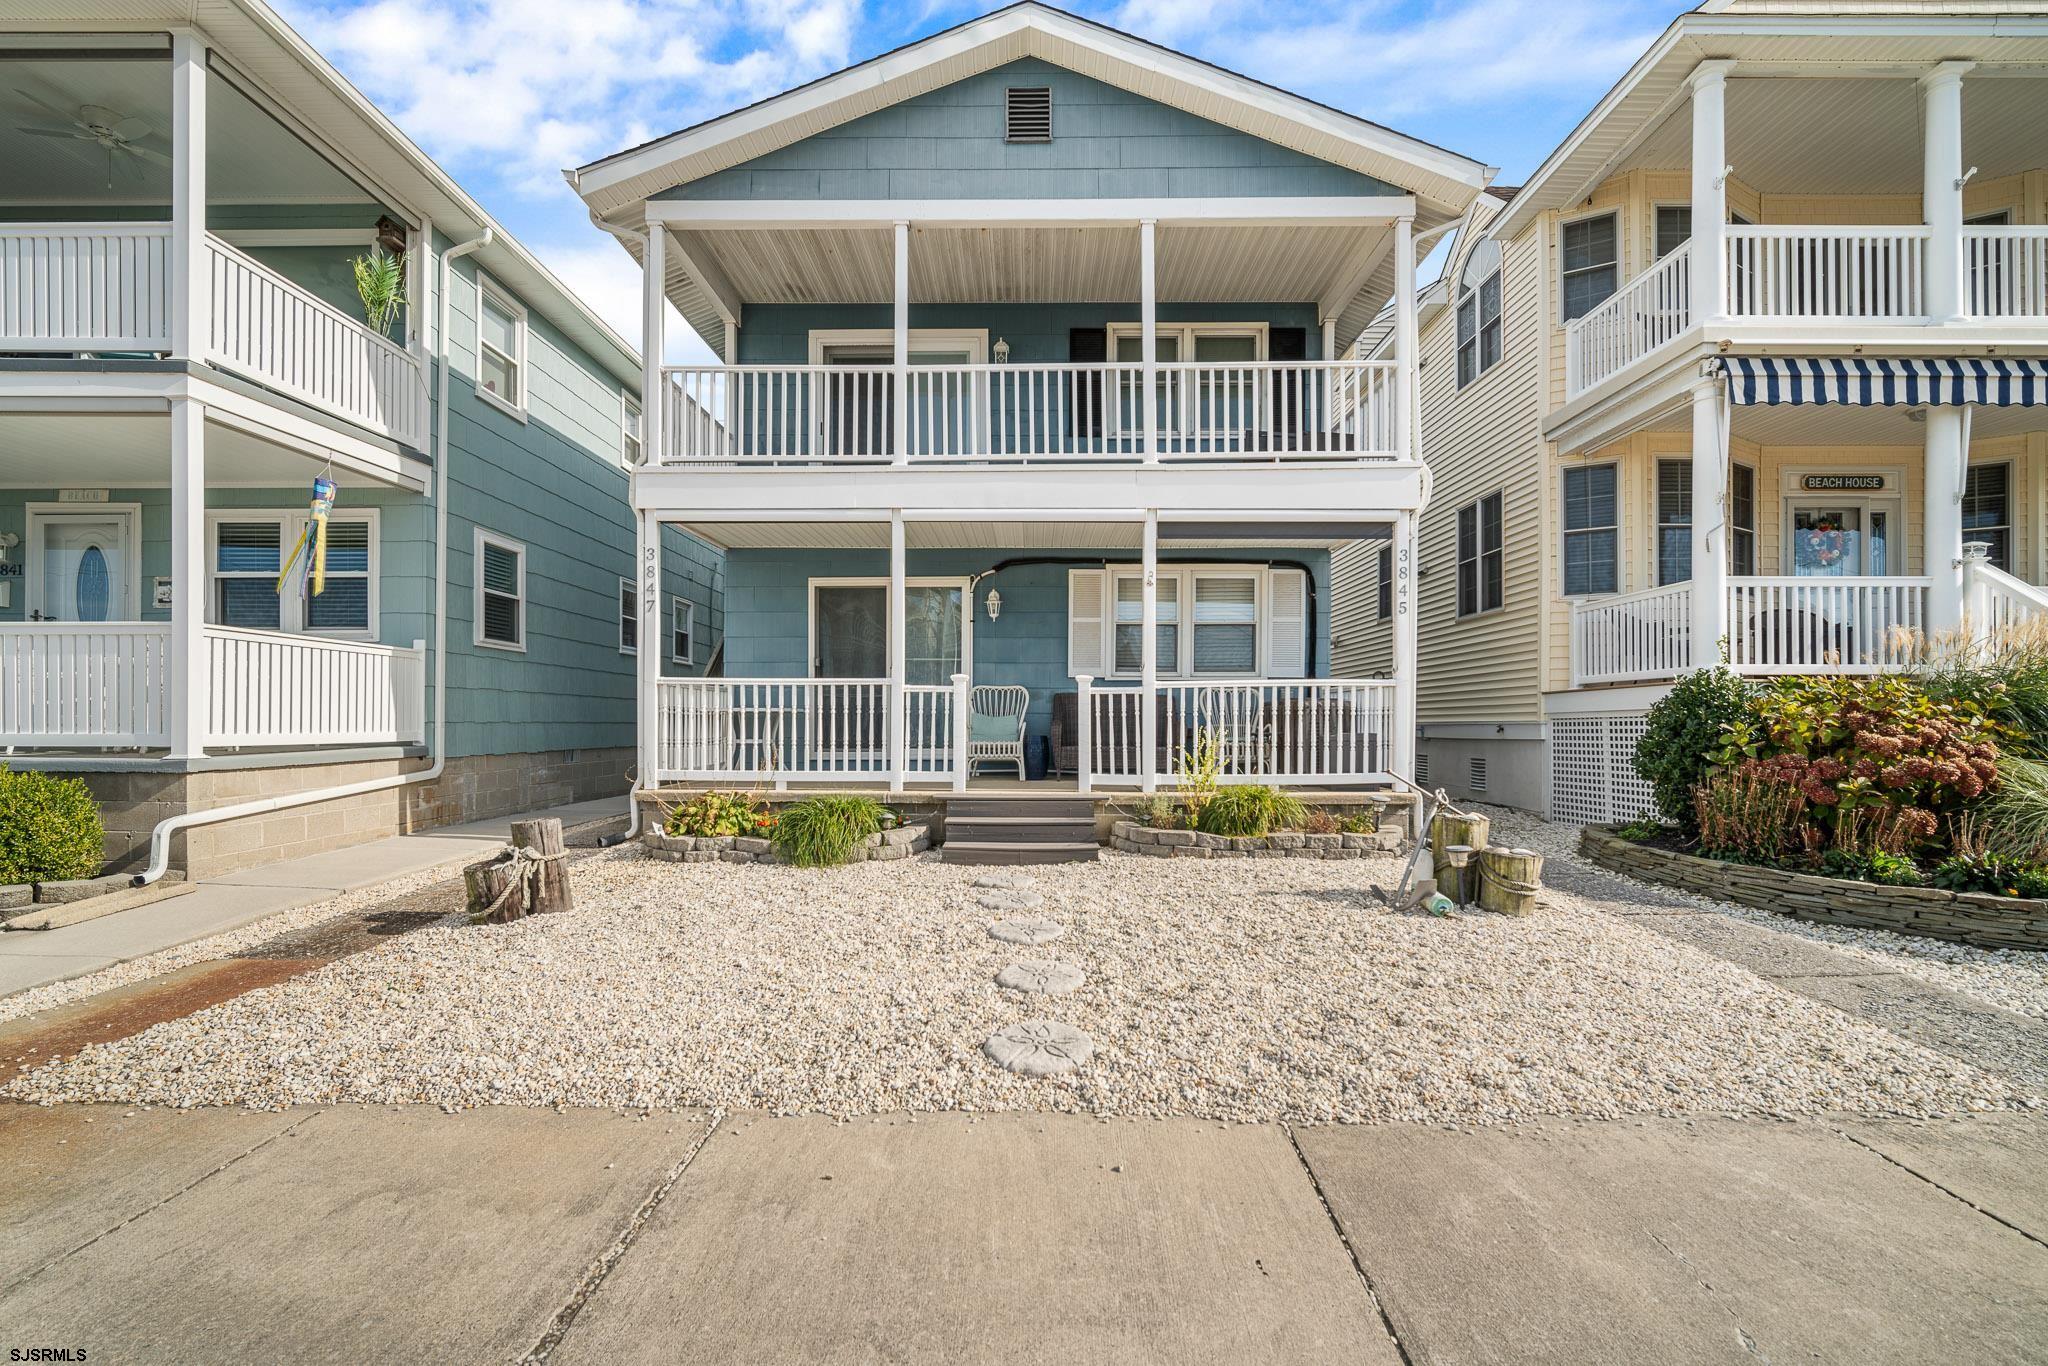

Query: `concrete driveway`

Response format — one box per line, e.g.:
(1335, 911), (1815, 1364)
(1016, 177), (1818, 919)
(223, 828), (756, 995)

(3, 1104), (2043, 1365)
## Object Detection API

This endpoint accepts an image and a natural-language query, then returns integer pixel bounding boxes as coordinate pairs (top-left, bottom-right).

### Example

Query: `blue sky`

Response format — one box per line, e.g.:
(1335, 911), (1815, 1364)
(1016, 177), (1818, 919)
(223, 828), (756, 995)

(275, 0), (1687, 356)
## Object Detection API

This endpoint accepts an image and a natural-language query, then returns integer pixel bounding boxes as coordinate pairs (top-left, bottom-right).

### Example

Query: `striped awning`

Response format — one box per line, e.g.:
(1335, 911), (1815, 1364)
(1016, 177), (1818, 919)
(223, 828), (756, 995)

(1720, 357), (2048, 407)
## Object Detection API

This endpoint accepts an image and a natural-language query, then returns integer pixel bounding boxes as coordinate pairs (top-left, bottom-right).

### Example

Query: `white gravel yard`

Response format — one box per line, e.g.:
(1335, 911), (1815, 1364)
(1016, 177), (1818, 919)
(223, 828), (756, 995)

(1481, 804), (2048, 1023)
(3, 843), (2022, 1125)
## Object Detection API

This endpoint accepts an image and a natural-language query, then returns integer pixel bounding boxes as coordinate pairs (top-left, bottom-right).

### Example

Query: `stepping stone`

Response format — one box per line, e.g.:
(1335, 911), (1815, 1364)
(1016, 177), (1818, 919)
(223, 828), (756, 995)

(976, 888), (1045, 913)
(983, 1020), (1094, 1077)
(995, 960), (1085, 996)
(972, 872), (1037, 891)
(987, 916), (1065, 946)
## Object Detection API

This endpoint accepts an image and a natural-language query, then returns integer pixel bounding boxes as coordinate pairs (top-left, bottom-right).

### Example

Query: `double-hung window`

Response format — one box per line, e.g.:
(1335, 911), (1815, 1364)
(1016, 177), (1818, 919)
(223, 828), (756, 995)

(621, 393), (643, 465)
(1656, 459), (1693, 585)
(1113, 574), (1179, 674)
(1456, 239), (1504, 388)
(209, 512), (376, 637)
(1191, 574), (1259, 673)
(1561, 465), (1617, 597)
(671, 597), (696, 665)
(1456, 493), (1505, 617)
(1561, 213), (1619, 322)
(1376, 546), (1393, 621)
(1963, 463), (2012, 571)
(475, 529), (526, 651)
(1730, 464), (1757, 576)
(477, 276), (526, 415)
(1654, 206), (1692, 261)
(619, 578), (637, 654)
(1109, 323), (1265, 437)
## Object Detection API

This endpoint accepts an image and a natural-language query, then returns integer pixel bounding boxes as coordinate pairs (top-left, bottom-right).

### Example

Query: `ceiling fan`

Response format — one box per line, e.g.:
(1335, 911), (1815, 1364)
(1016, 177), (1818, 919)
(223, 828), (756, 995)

(14, 90), (172, 187)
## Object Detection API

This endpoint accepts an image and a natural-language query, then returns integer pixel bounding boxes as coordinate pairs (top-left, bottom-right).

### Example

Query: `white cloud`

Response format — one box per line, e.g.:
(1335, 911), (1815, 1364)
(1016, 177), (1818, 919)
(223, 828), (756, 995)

(530, 238), (718, 363)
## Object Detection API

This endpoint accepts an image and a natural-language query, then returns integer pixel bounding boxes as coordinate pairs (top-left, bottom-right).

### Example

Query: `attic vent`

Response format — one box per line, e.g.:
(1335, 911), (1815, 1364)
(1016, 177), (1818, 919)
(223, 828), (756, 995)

(1005, 86), (1052, 142)
(1414, 752), (1429, 787)
(1469, 755), (1488, 794)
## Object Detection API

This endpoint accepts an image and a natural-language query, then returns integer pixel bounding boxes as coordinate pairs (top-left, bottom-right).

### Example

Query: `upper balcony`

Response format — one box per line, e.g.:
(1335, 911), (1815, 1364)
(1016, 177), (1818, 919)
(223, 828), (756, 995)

(1566, 224), (2048, 397)
(657, 358), (1398, 466)
(0, 44), (429, 450)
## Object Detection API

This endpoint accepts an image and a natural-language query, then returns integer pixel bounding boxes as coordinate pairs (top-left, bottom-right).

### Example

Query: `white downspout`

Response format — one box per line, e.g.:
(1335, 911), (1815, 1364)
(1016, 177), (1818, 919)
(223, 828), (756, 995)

(134, 228), (494, 884)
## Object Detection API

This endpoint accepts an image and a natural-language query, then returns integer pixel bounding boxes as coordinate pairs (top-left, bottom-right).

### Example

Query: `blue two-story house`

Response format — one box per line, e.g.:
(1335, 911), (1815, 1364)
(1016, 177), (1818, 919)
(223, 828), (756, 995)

(0, 0), (722, 876)
(573, 3), (1488, 806)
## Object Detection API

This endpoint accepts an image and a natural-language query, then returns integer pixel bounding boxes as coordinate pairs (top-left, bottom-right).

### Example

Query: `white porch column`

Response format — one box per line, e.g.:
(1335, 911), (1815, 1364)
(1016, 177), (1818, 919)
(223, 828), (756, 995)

(1921, 62), (1974, 323)
(1690, 380), (1730, 662)
(642, 226), (666, 465)
(1925, 406), (1969, 633)
(887, 509), (907, 793)
(950, 672), (970, 793)
(1075, 675), (1094, 795)
(637, 509), (661, 793)
(1689, 60), (1733, 326)
(1139, 509), (1159, 794)
(1393, 215), (1418, 461)
(169, 30), (209, 361)
(1140, 218), (1159, 463)
(168, 398), (207, 760)
(1390, 512), (1417, 783)
(892, 220), (910, 465)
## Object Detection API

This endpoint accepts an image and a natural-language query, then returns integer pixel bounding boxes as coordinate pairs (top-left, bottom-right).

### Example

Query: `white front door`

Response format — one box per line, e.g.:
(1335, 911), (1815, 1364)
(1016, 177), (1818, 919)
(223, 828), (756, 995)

(29, 512), (135, 621)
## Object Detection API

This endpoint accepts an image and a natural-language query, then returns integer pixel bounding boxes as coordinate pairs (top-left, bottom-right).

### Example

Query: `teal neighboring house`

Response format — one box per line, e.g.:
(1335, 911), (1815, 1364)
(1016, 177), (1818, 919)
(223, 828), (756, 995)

(0, 0), (721, 876)
(574, 3), (1490, 800)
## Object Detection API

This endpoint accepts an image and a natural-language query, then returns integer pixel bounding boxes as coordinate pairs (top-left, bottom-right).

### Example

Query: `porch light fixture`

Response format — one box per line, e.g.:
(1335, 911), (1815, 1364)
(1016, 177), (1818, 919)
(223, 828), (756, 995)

(985, 587), (1002, 620)
(992, 337), (1011, 364)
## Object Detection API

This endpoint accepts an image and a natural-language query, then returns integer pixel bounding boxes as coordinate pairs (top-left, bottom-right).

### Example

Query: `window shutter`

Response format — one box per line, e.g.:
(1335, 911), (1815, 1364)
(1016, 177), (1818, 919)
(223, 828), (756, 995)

(1068, 327), (1106, 437)
(1266, 568), (1307, 677)
(1068, 568), (1107, 677)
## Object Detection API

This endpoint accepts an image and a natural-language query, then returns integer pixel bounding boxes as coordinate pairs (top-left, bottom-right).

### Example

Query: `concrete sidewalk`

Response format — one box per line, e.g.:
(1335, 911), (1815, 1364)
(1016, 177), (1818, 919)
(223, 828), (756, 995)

(0, 1106), (2041, 1364)
(0, 795), (627, 999)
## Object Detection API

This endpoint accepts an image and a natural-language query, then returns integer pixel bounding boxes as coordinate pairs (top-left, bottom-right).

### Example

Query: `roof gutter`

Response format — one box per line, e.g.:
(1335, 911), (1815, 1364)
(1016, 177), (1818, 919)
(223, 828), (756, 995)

(133, 229), (494, 885)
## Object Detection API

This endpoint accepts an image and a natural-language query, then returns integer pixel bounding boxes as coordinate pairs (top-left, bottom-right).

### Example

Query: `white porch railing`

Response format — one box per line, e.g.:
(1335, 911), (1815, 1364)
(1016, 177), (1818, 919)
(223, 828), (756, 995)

(1965, 226), (2048, 320)
(0, 223), (173, 351)
(1565, 243), (1691, 396)
(1080, 678), (1395, 787)
(1964, 558), (2048, 637)
(658, 360), (1399, 465)
(1723, 225), (1929, 323)
(1570, 582), (1694, 686)
(0, 623), (172, 748)
(206, 237), (426, 447)
(655, 678), (894, 782)
(1725, 577), (1930, 674)
(204, 627), (426, 748)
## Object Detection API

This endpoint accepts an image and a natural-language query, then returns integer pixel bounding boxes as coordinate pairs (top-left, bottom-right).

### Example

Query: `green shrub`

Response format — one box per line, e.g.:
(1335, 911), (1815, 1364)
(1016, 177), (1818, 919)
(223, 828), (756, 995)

(1819, 848), (1926, 887)
(1975, 752), (2048, 861)
(1636, 667), (1755, 834)
(1136, 794), (1181, 829)
(1613, 815), (1666, 842)
(0, 768), (105, 884)
(770, 795), (887, 867)
(666, 790), (773, 839)
(1920, 619), (2048, 756)
(1193, 785), (1306, 838)
(1931, 852), (2048, 899)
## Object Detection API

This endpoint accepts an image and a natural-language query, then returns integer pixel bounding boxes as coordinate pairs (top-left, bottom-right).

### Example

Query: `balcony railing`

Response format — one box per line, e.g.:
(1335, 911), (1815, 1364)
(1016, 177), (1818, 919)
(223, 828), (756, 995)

(659, 359), (1399, 466)
(1570, 577), (1932, 686)
(0, 623), (425, 751)
(1965, 226), (2048, 320)
(1723, 225), (1930, 322)
(0, 223), (173, 351)
(1564, 243), (1691, 396)
(205, 238), (426, 448)
(0, 223), (425, 447)
(1079, 678), (1395, 787)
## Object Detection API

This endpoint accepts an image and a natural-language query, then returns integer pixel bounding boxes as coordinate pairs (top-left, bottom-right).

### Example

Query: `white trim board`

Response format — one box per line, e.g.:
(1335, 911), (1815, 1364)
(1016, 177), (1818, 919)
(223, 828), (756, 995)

(647, 197), (1418, 230)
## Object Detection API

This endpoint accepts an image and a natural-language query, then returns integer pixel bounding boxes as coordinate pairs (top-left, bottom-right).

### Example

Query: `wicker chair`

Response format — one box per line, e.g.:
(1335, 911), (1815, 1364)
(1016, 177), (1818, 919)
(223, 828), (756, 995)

(967, 685), (1030, 780)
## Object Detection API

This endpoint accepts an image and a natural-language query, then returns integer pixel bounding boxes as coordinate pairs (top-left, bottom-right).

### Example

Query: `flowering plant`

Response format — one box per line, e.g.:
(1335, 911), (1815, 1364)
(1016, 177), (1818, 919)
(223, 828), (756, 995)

(666, 790), (776, 839)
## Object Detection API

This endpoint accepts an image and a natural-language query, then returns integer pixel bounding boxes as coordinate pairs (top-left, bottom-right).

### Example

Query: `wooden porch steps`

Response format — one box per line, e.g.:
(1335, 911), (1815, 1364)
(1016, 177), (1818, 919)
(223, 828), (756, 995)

(942, 798), (1099, 865)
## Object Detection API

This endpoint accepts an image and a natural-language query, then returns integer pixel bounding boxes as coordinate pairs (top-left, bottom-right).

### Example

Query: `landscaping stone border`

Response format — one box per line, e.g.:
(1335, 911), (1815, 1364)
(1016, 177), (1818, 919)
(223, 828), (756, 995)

(1108, 820), (1404, 860)
(643, 820), (934, 865)
(0, 872), (139, 926)
(1580, 825), (2048, 952)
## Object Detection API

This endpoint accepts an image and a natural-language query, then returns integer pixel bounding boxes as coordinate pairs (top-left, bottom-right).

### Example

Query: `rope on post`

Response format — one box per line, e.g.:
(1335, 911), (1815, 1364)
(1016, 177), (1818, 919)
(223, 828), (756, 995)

(472, 842), (570, 922)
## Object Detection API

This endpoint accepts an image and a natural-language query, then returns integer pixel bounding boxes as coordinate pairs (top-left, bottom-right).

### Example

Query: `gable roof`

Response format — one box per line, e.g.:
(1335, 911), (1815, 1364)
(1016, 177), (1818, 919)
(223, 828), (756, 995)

(569, 2), (1491, 226)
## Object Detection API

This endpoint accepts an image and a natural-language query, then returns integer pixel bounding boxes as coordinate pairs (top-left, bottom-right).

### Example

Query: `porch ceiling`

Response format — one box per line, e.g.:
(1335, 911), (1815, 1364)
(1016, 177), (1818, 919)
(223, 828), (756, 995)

(1625, 398), (2047, 445)
(1619, 74), (2048, 195)
(0, 411), (409, 486)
